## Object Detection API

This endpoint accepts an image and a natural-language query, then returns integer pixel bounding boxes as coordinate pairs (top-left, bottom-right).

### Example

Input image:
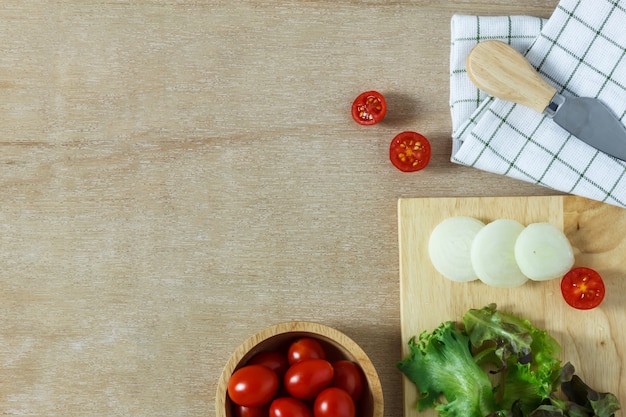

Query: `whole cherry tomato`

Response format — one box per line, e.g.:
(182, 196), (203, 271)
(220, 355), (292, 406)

(313, 387), (355, 417)
(228, 364), (279, 407)
(248, 351), (290, 378)
(270, 397), (313, 417)
(235, 404), (269, 417)
(284, 359), (334, 400)
(561, 267), (605, 310)
(287, 338), (327, 365)
(330, 361), (365, 402)
(389, 131), (431, 172)
(351, 91), (387, 125)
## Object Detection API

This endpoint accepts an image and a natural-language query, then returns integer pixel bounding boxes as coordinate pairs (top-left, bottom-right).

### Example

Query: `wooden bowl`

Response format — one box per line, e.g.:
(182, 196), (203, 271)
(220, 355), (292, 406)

(216, 321), (383, 417)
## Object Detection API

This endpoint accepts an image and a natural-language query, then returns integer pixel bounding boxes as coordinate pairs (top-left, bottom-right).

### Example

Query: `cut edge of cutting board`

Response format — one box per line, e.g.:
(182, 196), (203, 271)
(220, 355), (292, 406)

(397, 195), (625, 417)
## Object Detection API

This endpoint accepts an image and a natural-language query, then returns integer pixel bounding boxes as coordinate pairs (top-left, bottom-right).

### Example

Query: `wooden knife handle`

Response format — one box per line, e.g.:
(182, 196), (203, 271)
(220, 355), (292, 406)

(466, 40), (557, 114)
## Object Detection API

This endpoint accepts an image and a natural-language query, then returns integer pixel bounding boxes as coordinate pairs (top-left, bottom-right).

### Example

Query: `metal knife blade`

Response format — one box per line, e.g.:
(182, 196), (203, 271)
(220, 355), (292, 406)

(550, 95), (626, 160)
(466, 40), (626, 161)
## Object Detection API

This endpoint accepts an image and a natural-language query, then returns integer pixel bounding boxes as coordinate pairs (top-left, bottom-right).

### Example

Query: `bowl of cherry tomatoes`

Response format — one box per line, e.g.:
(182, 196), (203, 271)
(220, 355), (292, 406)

(215, 321), (383, 417)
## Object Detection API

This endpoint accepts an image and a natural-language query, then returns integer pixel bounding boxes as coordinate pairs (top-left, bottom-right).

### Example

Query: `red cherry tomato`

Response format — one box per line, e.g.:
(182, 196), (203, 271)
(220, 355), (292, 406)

(313, 387), (355, 417)
(228, 364), (279, 407)
(270, 397), (313, 417)
(248, 351), (290, 378)
(288, 338), (327, 365)
(235, 404), (269, 417)
(284, 359), (334, 400)
(330, 361), (365, 402)
(561, 267), (606, 310)
(351, 91), (387, 125)
(389, 131), (431, 172)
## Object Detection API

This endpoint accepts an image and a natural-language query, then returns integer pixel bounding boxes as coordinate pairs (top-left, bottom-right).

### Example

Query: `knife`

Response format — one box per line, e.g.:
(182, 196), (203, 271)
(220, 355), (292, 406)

(466, 40), (626, 161)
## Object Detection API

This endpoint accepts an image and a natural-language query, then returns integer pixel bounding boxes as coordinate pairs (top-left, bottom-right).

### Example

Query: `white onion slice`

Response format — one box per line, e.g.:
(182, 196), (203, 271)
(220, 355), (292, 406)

(471, 219), (528, 288)
(514, 222), (574, 281)
(428, 216), (485, 282)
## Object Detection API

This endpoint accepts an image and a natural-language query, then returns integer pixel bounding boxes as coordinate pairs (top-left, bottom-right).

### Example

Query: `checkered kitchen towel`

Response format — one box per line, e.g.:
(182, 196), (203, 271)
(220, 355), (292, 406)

(450, 0), (626, 208)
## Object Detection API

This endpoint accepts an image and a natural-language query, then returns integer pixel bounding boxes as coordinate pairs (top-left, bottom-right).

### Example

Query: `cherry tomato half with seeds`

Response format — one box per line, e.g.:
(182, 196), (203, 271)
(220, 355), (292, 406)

(270, 397), (313, 417)
(288, 338), (327, 365)
(330, 361), (365, 403)
(284, 359), (334, 400)
(389, 131), (431, 172)
(351, 91), (387, 125)
(248, 351), (290, 378)
(561, 267), (606, 310)
(228, 364), (279, 407)
(313, 387), (356, 417)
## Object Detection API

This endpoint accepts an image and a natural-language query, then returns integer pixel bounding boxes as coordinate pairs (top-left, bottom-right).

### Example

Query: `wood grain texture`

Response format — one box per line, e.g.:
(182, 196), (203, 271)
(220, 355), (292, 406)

(0, 1), (560, 416)
(398, 196), (625, 417)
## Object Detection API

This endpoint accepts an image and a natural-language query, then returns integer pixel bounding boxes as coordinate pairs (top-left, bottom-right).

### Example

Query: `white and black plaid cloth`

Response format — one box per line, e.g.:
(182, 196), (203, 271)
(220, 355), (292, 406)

(450, 0), (626, 208)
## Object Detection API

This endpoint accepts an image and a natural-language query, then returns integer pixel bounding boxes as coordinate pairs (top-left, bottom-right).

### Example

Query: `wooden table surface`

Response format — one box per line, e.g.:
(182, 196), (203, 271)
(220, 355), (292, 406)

(0, 1), (562, 416)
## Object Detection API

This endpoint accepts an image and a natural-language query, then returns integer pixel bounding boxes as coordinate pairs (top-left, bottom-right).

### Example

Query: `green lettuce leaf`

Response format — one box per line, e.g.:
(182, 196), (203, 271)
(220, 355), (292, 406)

(398, 304), (621, 417)
(397, 321), (497, 417)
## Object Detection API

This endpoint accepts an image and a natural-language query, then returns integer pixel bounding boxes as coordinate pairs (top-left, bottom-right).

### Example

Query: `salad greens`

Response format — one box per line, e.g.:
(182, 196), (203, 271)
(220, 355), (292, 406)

(397, 304), (620, 417)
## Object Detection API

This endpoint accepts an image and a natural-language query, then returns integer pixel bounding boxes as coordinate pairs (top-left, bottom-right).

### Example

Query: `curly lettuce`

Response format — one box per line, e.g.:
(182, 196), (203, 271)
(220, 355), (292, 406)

(463, 303), (562, 414)
(397, 304), (621, 417)
(397, 320), (497, 417)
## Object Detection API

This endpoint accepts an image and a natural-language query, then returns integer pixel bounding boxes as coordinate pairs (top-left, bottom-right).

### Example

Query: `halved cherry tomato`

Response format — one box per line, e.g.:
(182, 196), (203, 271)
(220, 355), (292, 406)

(561, 267), (605, 310)
(287, 338), (326, 365)
(313, 387), (355, 417)
(351, 91), (386, 125)
(248, 351), (290, 378)
(228, 364), (279, 407)
(330, 361), (364, 403)
(270, 397), (313, 417)
(389, 131), (431, 172)
(284, 359), (334, 400)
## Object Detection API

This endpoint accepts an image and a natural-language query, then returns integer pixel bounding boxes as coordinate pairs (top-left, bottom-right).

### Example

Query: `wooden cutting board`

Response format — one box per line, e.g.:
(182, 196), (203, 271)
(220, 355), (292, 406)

(398, 195), (625, 416)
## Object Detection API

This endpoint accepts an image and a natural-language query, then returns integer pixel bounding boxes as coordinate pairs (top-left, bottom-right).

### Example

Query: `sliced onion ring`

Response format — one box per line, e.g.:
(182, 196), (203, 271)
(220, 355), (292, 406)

(428, 216), (485, 282)
(471, 219), (528, 288)
(514, 222), (574, 281)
